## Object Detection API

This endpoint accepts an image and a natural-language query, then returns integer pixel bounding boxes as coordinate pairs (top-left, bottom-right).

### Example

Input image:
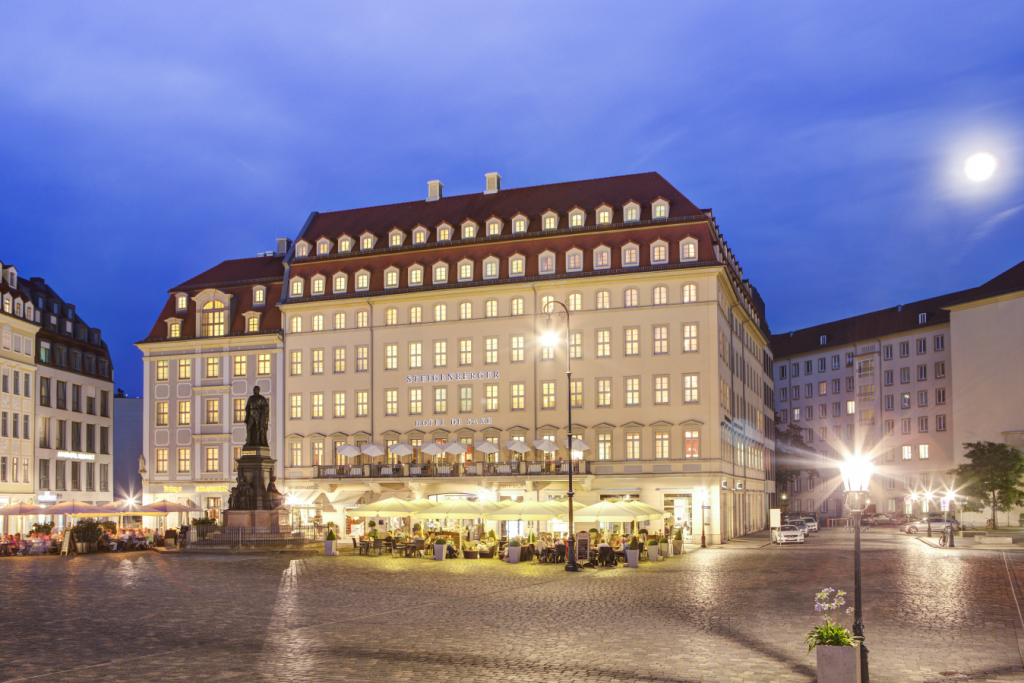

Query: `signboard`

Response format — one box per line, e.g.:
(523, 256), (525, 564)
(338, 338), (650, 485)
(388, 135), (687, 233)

(57, 451), (95, 461)
(60, 530), (73, 556)
(163, 485), (184, 493)
(38, 491), (60, 503)
(941, 498), (949, 512)
(576, 531), (590, 563)
(770, 508), (781, 528)
(702, 505), (711, 510)
(350, 523), (364, 537)
(196, 486), (228, 493)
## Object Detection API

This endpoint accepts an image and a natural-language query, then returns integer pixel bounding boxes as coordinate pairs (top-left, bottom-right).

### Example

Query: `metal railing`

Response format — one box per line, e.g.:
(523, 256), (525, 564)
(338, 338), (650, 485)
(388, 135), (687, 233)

(185, 524), (323, 548)
(315, 460), (590, 480)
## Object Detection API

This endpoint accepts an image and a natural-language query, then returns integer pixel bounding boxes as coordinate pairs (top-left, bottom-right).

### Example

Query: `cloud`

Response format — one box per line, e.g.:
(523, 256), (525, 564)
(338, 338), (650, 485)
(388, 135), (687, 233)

(971, 204), (1024, 240)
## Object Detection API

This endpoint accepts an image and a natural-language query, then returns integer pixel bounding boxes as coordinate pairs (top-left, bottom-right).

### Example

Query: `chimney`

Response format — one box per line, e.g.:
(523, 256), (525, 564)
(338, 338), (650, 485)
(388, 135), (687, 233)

(484, 172), (501, 194)
(276, 237), (293, 255)
(427, 180), (443, 202)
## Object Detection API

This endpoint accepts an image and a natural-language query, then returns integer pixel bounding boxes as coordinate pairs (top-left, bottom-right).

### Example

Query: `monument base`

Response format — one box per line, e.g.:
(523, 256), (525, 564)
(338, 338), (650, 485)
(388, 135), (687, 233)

(223, 508), (290, 531)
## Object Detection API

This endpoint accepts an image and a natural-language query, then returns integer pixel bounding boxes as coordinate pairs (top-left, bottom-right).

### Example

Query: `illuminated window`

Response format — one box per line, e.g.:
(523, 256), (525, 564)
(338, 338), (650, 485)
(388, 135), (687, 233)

(685, 431), (699, 457)
(596, 291), (610, 309)
(333, 392), (345, 417)
(510, 256), (525, 276)
(312, 349), (323, 374)
(624, 328), (639, 356)
(202, 301), (226, 337)
(385, 308), (398, 326)
(651, 243), (667, 263)
(459, 262), (473, 281)
(257, 354), (270, 375)
(290, 351), (302, 375)
(206, 357), (219, 378)
(385, 390), (398, 416)
(459, 339), (472, 366)
(625, 377), (640, 406)
(541, 381), (556, 409)
(597, 433), (612, 459)
(653, 286), (668, 305)
(485, 384), (499, 411)
(178, 400), (191, 426)
(433, 387), (447, 414)
(356, 272), (369, 290)
(434, 264), (448, 283)
(409, 305), (422, 324)
(682, 325), (698, 352)
(684, 374), (699, 403)
(290, 279), (304, 297)
(460, 302), (472, 320)
(654, 375), (669, 404)
(597, 379), (611, 407)
(596, 330), (610, 357)
(624, 288), (638, 307)
(296, 242), (309, 257)
(290, 316), (302, 333)
(653, 326), (668, 354)
(511, 336), (524, 363)
(409, 267), (423, 286)
(434, 304), (447, 322)
(437, 226), (451, 241)
(247, 316), (259, 333)
(655, 431), (670, 459)
(681, 242), (697, 260)
(485, 337), (498, 364)
(510, 297), (524, 316)
(484, 259), (499, 279)
(333, 348), (346, 372)
(485, 300), (498, 318)
(178, 448), (191, 473)
(594, 248), (610, 269)
(567, 293), (582, 311)
(597, 208), (611, 224)
(357, 391), (368, 417)
(622, 246), (639, 267)
(625, 432), (640, 460)
(356, 346), (368, 372)
(385, 270), (399, 288)
(510, 383), (525, 410)
(356, 311), (368, 328)
(434, 341), (447, 367)
(543, 215), (557, 231)
(408, 388), (421, 415)
(409, 343), (421, 368)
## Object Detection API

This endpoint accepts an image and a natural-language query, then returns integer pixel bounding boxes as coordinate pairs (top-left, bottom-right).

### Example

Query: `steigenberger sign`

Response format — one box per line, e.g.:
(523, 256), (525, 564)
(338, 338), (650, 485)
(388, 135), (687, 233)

(407, 371), (500, 384)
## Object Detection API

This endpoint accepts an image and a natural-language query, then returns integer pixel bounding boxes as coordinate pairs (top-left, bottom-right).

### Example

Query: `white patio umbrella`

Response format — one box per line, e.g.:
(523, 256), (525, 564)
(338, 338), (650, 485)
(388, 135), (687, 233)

(505, 440), (531, 454)
(485, 501), (561, 521)
(44, 501), (111, 516)
(337, 445), (362, 458)
(562, 438), (591, 452)
(619, 501), (666, 521)
(361, 444), (386, 457)
(389, 443), (415, 457)
(474, 441), (500, 454)
(544, 498), (586, 513)
(141, 500), (197, 530)
(0, 502), (44, 516)
(349, 498), (425, 518)
(532, 438), (558, 452)
(411, 499), (487, 520)
(442, 442), (468, 455)
(568, 500), (645, 524)
(420, 442), (444, 456)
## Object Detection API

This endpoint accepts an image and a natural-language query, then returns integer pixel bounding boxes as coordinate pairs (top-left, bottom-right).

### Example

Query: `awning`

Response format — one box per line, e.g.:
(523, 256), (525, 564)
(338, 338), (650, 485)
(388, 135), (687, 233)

(288, 491), (336, 512)
(329, 490), (367, 508)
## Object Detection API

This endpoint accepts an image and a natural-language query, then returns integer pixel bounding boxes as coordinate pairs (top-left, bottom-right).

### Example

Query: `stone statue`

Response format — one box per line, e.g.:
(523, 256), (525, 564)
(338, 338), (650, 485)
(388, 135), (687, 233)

(244, 386), (270, 449)
(228, 472), (255, 511)
(138, 454), (146, 475)
(265, 474), (285, 510)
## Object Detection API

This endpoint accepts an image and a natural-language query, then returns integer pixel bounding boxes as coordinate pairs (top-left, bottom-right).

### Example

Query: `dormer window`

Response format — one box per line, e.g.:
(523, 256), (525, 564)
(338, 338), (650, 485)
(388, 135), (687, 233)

(596, 205), (613, 225)
(14, 300), (22, 317)
(333, 273), (348, 293)
(168, 320), (181, 338)
(594, 245), (611, 270)
(408, 265), (424, 286)
(623, 202), (640, 222)
(388, 229), (406, 247)
(510, 214), (527, 234)
(680, 237), (698, 261)
(650, 240), (668, 264)
(201, 301), (226, 337)
(539, 250), (556, 275)
(621, 243), (639, 267)
(462, 222), (477, 239)
(338, 237), (353, 252)
(176, 294), (188, 311)
(252, 286), (266, 305)
(652, 198), (669, 219)
(295, 241), (310, 258)
(918, 313), (927, 324)
(6, 269), (15, 287)
(820, 335), (827, 345)
(316, 239), (332, 256)
(433, 262), (449, 284)
(437, 225), (452, 241)
(569, 208), (586, 227)
(355, 270), (370, 291)
(566, 248), (583, 272)
(458, 259), (474, 282)
(360, 233), (376, 250)
(25, 304), (32, 321)
(412, 226), (429, 244)
(385, 267), (400, 289)
(290, 277), (304, 298)
(244, 311), (261, 333)
(542, 211), (559, 231)
(311, 275), (326, 295)
(483, 257), (499, 280)
(487, 218), (505, 236)
(509, 254), (526, 277)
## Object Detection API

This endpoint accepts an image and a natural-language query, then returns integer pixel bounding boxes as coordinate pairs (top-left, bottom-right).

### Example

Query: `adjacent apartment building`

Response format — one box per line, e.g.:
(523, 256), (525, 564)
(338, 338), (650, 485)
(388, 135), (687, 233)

(772, 259), (1024, 523)
(138, 172), (776, 544)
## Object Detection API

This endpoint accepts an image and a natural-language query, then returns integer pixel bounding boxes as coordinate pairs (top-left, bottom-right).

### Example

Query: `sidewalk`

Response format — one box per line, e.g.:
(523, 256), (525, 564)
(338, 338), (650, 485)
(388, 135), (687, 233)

(918, 534), (1024, 551)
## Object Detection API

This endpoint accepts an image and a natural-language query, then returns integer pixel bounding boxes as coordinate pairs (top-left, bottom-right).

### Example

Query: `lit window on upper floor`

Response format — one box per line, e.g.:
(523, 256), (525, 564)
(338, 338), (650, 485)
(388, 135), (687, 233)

(539, 251), (556, 275)
(290, 278), (304, 298)
(566, 249), (583, 272)
(652, 198), (669, 218)
(683, 283), (697, 303)
(355, 270), (370, 291)
(461, 221), (478, 239)
(333, 273), (347, 293)
(290, 315), (302, 333)
(594, 246), (611, 270)
(510, 297), (524, 316)
(385, 307), (398, 326)
(176, 294), (188, 311)
(509, 214), (526, 234)
(509, 255), (525, 277)
(389, 229), (405, 247)
(408, 265), (424, 286)
(459, 302), (472, 320)
(412, 226), (429, 244)
(458, 260), (474, 282)
(317, 239), (332, 256)
(623, 202), (640, 222)
(434, 303), (447, 322)
(596, 290), (610, 309)
(385, 268), (400, 289)
(621, 243), (639, 267)
(624, 288), (639, 308)
(567, 292), (582, 311)
(356, 311), (369, 328)
(542, 211), (558, 231)
(360, 233), (376, 250)
(311, 276), (325, 295)
(252, 286), (266, 305)
(247, 314), (260, 333)
(483, 257), (499, 280)
(202, 301), (226, 337)
(569, 208), (585, 227)
(338, 236), (353, 252)
(485, 299), (498, 318)
(433, 263), (448, 284)
(168, 321), (181, 338)
(651, 240), (668, 264)
(437, 225), (452, 241)
(295, 241), (310, 258)
(653, 285), (668, 305)
(409, 305), (421, 324)
(680, 237), (698, 261)
(596, 205), (613, 225)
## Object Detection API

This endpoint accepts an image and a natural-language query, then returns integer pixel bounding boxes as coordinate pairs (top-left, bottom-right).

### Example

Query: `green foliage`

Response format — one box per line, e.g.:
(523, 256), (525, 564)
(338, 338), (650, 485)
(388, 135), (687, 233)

(413, 523), (422, 533)
(434, 537), (446, 545)
(100, 521), (117, 532)
(589, 528), (599, 534)
(32, 522), (54, 535)
(368, 520), (377, 528)
(951, 441), (1024, 530)
(674, 530), (683, 541)
(191, 516), (219, 526)
(647, 538), (659, 546)
(508, 539), (521, 547)
(628, 536), (639, 551)
(774, 422), (821, 486)
(487, 529), (496, 539)
(73, 520), (102, 544)
(325, 529), (337, 541)
(528, 532), (536, 543)
(805, 620), (855, 652)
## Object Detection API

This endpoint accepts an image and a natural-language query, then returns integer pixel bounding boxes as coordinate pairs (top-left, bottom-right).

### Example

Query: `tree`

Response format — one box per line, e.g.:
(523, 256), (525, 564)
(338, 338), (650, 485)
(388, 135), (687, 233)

(774, 421), (820, 488)
(950, 441), (1024, 530)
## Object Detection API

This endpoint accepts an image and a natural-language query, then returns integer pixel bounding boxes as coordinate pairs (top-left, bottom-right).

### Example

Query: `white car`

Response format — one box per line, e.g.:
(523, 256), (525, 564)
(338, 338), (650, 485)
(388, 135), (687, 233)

(773, 525), (805, 544)
(801, 517), (819, 532)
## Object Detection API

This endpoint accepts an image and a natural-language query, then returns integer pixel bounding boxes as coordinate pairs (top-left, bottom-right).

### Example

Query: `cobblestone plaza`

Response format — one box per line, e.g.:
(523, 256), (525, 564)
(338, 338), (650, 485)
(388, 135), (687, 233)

(3, 530), (1023, 683)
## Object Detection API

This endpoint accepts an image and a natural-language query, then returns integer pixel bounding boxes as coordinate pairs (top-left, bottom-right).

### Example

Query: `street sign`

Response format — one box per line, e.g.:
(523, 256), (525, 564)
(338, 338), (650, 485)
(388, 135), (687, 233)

(702, 505), (711, 510)
(576, 531), (590, 563)
(941, 498), (949, 512)
(770, 509), (781, 528)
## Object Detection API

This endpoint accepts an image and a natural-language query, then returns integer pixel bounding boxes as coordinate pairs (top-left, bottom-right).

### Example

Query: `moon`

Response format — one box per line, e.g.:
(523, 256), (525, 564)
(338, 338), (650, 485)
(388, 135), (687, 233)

(964, 152), (997, 182)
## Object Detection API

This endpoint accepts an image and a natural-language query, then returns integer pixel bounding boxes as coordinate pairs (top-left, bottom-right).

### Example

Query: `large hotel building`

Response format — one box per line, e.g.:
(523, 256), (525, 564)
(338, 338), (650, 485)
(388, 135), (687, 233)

(137, 172), (776, 544)
(771, 259), (1024, 524)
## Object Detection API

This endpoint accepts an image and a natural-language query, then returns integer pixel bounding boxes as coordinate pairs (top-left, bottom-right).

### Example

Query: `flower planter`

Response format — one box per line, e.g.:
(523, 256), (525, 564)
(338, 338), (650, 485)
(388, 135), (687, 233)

(507, 546), (521, 564)
(324, 540), (336, 556)
(434, 544), (446, 561)
(76, 542), (89, 554)
(647, 545), (659, 562)
(658, 542), (669, 559)
(815, 644), (860, 683)
(625, 549), (640, 568)
(673, 540), (684, 555)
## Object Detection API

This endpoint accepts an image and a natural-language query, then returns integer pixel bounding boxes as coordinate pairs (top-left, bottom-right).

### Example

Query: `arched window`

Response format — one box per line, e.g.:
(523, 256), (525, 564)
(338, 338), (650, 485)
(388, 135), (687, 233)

(624, 288), (639, 308)
(385, 308), (398, 326)
(540, 295), (555, 313)
(434, 264), (447, 282)
(459, 302), (472, 320)
(485, 300), (498, 318)
(334, 312), (345, 329)
(202, 301), (226, 337)
(289, 315), (302, 334)
(434, 304), (447, 322)
(567, 293), (582, 311)
(312, 314), (324, 331)
(356, 272), (369, 290)
(510, 297), (524, 316)
(356, 311), (369, 328)
(683, 284), (697, 303)
(653, 286), (668, 306)
(682, 242), (697, 260)
(409, 305), (422, 324)
(596, 291), (610, 310)
(385, 270), (399, 288)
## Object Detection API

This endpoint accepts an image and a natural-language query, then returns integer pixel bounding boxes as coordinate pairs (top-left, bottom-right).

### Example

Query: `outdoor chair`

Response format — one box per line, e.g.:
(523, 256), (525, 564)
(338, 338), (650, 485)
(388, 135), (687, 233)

(352, 538), (360, 554)
(372, 538), (384, 556)
(411, 538), (426, 558)
(597, 547), (616, 566)
(554, 546), (566, 564)
(479, 544), (496, 559)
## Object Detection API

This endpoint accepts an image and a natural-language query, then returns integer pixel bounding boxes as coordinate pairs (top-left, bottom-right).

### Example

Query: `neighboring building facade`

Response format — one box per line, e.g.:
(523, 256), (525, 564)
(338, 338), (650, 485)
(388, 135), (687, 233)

(136, 255), (286, 522)
(139, 172), (776, 543)
(0, 261), (39, 533)
(772, 259), (1024, 523)
(113, 390), (143, 500)
(21, 276), (115, 513)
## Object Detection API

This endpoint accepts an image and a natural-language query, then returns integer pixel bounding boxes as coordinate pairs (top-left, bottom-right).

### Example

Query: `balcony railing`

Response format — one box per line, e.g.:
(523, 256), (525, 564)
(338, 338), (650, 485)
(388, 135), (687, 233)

(314, 460), (591, 480)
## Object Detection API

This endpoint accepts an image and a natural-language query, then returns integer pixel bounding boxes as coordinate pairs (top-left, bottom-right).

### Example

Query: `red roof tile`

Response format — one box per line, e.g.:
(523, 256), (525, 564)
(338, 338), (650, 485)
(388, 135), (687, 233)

(173, 255), (285, 291)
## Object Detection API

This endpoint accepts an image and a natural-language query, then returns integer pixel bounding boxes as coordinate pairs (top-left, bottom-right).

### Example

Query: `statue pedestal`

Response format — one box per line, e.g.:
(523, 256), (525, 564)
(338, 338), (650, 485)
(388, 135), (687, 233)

(223, 508), (290, 531)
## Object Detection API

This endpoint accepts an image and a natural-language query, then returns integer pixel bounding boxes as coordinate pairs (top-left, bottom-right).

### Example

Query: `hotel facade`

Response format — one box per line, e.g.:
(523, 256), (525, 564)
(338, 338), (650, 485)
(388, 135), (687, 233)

(138, 172), (776, 544)
(771, 259), (1024, 524)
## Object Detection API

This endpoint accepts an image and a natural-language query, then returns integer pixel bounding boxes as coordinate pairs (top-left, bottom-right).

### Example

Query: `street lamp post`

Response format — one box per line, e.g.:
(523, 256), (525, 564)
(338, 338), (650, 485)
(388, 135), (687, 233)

(697, 489), (707, 547)
(542, 300), (579, 572)
(943, 492), (956, 548)
(925, 491), (933, 537)
(840, 454), (873, 683)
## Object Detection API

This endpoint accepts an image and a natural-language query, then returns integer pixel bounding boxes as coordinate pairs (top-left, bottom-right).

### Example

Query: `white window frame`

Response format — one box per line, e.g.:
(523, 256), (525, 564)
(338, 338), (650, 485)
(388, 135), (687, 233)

(650, 239), (669, 265)
(568, 207), (586, 227)
(652, 198), (669, 219)
(384, 267), (400, 289)
(412, 226), (429, 244)
(408, 264), (424, 287)
(354, 269), (371, 292)
(541, 210), (559, 231)
(593, 245), (611, 270)
(538, 250), (556, 275)
(388, 228), (406, 247)
(680, 237), (699, 261)
(338, 236), (353, 252)
(316, 238), (333, 256)
(623, 201), (640, 222)
(432, 262), (449, 285)
(483, 256), (500, 280)
(596, 204), (613, 225)
(565, 248), (584, 272)
(620, 242), (640, 267)
(359, 232), (377, 250)
(509, 254), (526, 278)
(457, 259), (474, 282)
(461, 220), (479, 239)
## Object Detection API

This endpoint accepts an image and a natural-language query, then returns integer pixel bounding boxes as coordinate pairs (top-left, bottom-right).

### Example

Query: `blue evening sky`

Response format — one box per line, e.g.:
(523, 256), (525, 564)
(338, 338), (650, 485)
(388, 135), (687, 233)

(1, 2), (1022, 397)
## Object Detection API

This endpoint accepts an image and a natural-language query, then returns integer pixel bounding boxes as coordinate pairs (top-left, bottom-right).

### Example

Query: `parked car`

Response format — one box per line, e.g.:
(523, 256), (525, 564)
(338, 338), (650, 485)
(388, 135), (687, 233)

(772, 525), (806, 544)
(900, 517), (960, 534)
(800, 517), (819, 532)
(790, 520), (809, 536)
(866, 514), (897, 526)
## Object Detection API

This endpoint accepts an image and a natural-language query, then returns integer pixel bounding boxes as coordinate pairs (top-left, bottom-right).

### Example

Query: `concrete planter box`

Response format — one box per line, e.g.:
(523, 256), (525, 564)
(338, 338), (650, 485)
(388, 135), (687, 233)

(658, 542), (669, 559)
(324, 540), (336, 556)
(434, 543), (446, 561)
(76, 542), (89, 554)
(507, 546), (521, 564)
(673, 540), (684, 554)
(626, 549), (640, 568)
(647, 545), (659, 562)
(815, 644), (860, 683)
